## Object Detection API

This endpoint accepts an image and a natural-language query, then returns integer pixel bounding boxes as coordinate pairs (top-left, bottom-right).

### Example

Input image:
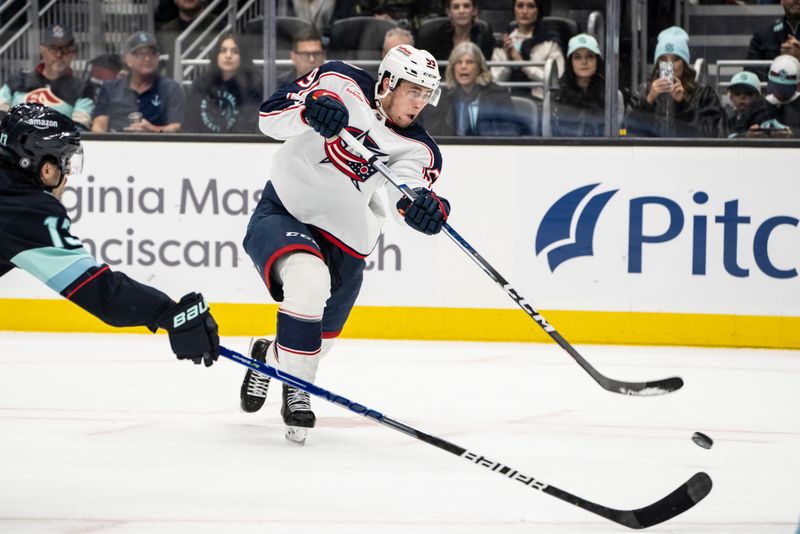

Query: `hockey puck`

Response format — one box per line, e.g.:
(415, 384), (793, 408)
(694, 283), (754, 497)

(692, 432), (713, 449)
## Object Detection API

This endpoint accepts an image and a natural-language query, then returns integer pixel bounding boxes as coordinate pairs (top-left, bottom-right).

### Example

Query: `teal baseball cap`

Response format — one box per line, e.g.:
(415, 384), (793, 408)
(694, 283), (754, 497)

(728, 71), (761, 94)
(567, 33), (601, 58)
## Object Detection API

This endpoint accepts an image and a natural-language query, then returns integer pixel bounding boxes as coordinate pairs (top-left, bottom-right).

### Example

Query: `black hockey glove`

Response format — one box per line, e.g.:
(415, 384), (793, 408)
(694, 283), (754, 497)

(397, 188), (451, 235)
(156, 292), (220, 367)
(303, 89), (349, 138)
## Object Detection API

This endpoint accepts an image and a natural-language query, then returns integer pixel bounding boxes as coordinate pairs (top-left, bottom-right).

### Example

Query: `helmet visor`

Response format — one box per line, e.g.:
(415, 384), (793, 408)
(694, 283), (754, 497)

(63, 145), (83, 176)
(397, 84), (441, 107)
(427, 86), (441, 107)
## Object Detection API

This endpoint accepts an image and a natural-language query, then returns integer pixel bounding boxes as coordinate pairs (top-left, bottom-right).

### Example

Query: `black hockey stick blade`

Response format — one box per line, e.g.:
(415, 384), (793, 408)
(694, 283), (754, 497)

(545, 471), (712, 529)
(552, 331), (685, 396)
(602, 376), (684, 396)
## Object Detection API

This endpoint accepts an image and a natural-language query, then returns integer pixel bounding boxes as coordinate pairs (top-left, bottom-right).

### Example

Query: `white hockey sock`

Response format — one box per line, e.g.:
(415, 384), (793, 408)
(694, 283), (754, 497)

(271, 252), (331, 383)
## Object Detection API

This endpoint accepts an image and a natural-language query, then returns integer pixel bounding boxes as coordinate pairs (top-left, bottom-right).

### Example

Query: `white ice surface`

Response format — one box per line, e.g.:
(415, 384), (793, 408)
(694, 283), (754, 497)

(1, 333), (799, 534)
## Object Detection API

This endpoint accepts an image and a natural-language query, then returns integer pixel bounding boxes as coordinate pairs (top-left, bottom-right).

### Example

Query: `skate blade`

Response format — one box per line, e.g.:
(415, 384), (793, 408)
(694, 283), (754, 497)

(285, 426), (308, 446)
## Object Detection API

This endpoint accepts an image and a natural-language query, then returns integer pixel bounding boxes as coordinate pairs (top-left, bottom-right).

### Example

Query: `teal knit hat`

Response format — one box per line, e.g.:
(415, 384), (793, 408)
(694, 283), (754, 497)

(654, 36), (691, 65)
(653, 26), (690, 65)
(656, 26), (689, 43)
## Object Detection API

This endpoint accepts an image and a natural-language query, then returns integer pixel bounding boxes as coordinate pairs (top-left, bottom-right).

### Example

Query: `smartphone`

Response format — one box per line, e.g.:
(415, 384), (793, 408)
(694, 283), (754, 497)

(659, 60), (674, 80)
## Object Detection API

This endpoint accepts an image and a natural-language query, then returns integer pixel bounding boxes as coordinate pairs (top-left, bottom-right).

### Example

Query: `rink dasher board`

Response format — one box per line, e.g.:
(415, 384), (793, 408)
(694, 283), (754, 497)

(1, 141), (797, 348)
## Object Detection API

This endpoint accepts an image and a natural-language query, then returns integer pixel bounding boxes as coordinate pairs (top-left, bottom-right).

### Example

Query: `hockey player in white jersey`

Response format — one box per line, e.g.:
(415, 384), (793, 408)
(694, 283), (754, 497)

(240, 45), (450, 444)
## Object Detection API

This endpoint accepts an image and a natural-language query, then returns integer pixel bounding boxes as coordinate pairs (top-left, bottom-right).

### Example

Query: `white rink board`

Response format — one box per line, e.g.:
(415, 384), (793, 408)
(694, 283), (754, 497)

(1, 140), (798, 316)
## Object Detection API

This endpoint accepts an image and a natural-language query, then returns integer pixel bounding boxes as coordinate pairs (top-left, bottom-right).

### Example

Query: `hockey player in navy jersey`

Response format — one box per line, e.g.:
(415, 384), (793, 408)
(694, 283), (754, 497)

(240, 45), (450, 445)
(0, 102), (219, 367)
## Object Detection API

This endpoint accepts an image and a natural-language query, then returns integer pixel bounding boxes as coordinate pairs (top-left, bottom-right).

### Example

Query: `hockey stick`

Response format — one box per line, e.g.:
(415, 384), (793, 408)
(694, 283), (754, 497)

(336, 127), (683, 396)
(219, 344), (711, 529)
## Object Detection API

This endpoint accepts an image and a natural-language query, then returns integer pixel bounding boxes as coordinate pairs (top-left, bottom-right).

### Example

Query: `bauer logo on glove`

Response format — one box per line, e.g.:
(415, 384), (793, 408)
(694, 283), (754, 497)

(171, 297), (209, 328)
(156, 292), (220, 367)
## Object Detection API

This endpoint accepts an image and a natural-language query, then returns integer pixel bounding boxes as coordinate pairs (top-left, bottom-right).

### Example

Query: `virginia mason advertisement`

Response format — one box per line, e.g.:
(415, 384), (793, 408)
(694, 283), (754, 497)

(1, 140), (797, 346)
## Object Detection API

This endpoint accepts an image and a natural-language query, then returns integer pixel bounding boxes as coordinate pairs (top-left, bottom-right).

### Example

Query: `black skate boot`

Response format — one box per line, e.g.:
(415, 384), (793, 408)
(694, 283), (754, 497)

(281, 383), (316, 445)
(239, 338), (272, 413)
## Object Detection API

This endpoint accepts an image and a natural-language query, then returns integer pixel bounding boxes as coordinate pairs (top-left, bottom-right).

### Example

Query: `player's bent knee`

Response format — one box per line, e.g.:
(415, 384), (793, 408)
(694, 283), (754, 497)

(275, 251), (331, 316)
(319, 338), (336, 359)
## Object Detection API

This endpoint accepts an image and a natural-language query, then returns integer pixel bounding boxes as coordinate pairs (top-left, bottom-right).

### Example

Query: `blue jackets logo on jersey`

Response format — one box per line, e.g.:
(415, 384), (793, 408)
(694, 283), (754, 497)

(535, 184), (617, 271)
(321, 127), (387, 191)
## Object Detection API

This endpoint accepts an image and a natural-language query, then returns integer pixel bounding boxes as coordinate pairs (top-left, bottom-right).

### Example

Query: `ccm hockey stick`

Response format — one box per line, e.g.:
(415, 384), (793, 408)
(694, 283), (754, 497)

(336, 127), (683, 396)
(219, 345), (711, 529)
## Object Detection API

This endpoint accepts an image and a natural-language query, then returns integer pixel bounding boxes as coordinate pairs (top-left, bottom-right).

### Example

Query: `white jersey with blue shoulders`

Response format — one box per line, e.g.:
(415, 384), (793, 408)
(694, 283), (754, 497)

(259, 61), (443, 257)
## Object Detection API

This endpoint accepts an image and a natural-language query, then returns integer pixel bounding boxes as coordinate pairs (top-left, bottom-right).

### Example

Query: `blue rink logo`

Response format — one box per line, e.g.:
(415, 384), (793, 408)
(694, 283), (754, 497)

(536, 184), (798, 279)
(535, 184), (617, 272)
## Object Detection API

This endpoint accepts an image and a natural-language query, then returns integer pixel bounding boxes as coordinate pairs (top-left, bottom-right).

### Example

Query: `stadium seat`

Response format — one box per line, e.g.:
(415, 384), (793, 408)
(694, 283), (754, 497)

(242, 16), (315, 58)
(480, 0), (514, 40)
(511, 96), (540, 136)
(417, 17), (450, 53)
(328, 17), (398, 60)
(538, 16), (580, 53)
(510, 95), (540, 136)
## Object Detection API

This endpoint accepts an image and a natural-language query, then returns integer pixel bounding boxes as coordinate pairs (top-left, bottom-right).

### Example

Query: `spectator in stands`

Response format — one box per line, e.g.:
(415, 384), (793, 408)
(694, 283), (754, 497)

(765, 54), (800, 127)
(747, 0), (800, 70)
(423, 42), (525, 136)
(183, 32), (262, 133)
(628, 30), (725, 138)
(490, 0), (564, 100)
(745, 54), (800, 137)
(382, 27), (414, 58)
(724, 71), (763, 136)
(278, 28), (327, 86)
(418, 0), (495, 63)
(157, 0), (212, 76)
(0, 24), (94, 129)
(154, 0), (179, 31)
(157, 0), (208, 34)
(91, 32), (184, 133)
(551, 34), (605, 137)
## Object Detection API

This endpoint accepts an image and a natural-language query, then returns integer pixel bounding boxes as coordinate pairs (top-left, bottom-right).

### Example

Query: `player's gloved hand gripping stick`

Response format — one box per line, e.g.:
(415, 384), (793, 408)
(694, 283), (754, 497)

(335, 128), (683, 397)
(302, 90), (349, 139)
(157, 292), (219, 367)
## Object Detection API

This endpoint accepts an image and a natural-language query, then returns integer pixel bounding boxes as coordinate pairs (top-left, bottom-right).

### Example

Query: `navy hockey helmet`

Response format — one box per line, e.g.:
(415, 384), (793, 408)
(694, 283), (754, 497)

(0, 102), (83, 188)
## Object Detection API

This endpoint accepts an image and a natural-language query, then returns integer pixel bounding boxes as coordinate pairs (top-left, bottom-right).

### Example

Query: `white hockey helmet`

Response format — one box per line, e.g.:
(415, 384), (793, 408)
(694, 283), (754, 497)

(376, 44), (441, 107)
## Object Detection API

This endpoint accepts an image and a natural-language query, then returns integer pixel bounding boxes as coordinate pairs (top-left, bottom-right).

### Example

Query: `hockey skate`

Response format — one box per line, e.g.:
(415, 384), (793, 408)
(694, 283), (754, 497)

(281, 383), (316, 446)
(239, 338), (272, 413)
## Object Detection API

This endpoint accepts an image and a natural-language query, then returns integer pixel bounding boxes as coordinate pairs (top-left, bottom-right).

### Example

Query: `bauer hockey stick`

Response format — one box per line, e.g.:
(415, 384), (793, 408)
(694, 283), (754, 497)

(219, 345), (711, 529)
(335, 127), (683, 396)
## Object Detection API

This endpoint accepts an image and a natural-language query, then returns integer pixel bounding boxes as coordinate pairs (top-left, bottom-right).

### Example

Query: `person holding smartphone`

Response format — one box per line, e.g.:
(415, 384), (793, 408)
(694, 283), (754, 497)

(627, 27), (725, 138)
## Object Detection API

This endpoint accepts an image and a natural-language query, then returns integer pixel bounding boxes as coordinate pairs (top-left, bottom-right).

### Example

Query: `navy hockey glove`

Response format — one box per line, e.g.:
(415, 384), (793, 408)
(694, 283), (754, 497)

(157, 292), (220, 367)
(397, 188), (451, 235)
(303, 90), (349, 138)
